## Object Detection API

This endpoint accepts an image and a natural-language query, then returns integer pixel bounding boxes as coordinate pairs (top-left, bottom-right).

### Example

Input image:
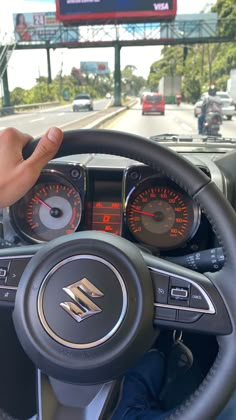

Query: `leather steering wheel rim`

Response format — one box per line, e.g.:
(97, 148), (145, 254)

(23, 129), (236, 420)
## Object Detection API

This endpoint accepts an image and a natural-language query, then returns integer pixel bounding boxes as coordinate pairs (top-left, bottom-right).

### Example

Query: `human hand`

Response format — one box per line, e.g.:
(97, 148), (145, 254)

(0, 127), (63, 207)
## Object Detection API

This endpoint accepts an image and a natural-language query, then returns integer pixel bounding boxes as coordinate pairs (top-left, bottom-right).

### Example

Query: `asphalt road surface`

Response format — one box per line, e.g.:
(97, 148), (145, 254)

(107, 103), (236, 139)
(0, 99), (110, 137)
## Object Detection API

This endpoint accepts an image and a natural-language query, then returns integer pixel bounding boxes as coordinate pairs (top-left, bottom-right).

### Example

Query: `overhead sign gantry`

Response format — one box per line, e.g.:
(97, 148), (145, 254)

(56, 0), (177, 105)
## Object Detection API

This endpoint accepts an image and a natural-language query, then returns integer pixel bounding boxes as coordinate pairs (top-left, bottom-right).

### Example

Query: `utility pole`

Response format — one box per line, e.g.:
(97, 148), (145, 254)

(46, 43), (52, 84)
(114, 42), (121, 106)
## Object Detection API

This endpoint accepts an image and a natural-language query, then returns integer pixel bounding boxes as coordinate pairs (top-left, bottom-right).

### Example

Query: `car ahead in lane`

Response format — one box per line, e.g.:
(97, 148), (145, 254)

(142, 93), (165, 115)
(72, 93), (93, 112)
(194, 91), (235, 120)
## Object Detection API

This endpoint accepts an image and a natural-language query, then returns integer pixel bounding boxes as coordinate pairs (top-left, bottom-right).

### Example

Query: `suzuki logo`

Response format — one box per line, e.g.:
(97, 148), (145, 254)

(60, 278), (104, 323)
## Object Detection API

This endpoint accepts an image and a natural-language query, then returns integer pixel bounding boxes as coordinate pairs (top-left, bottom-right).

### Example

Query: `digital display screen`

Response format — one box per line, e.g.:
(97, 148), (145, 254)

(56, 0), (177, 24)
(91, 202), (121, 235)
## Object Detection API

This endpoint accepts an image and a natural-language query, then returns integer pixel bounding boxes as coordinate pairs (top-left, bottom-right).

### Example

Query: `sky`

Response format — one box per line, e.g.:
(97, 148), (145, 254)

(0, 0), (217, 90)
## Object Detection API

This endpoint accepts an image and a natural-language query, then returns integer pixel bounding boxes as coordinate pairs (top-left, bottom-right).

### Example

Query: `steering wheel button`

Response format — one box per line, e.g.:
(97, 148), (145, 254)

(7, 258), (31, 287)
(0, 288), (16, 302)
(0, 268), (7, 278)
(171, 287), (189, 300)
(170, 277), (190, 288)
(190, 285), (209, 310)
(155, 307), (177, 321)
(178, 310), (202, 323)
(150, 271), (169, 304)
(0, 260), (11, 285)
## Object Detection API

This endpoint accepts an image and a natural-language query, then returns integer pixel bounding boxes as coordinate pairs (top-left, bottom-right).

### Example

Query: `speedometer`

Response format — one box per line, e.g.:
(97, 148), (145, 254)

(11, 174), (82, 243)
(126, 183), (200, 249)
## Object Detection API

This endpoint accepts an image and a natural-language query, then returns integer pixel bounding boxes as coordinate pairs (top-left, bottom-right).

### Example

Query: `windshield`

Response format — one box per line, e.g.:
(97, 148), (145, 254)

(74, 95), (91, 100)
(0, 0), (236, 145)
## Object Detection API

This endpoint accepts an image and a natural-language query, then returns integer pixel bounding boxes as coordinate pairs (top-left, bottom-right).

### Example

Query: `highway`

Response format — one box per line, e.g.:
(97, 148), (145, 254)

(0, 99), (110, 137)
(1, 100), (236, 140)
(107, 103), (236, 139)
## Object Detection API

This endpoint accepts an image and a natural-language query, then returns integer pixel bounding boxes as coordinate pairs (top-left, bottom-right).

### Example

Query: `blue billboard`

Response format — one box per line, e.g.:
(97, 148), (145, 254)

(56, 0), (177, 24)
(80, 62), (110, 75)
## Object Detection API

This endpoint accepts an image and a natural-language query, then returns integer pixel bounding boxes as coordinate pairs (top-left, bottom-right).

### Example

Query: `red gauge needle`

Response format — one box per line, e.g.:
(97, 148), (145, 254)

(132, 209), (155, 217)
(37, 198), (52, 210)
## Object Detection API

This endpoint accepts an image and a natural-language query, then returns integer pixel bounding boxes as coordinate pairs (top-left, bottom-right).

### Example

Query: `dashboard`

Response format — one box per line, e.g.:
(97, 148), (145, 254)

(3, 154), (221, 259)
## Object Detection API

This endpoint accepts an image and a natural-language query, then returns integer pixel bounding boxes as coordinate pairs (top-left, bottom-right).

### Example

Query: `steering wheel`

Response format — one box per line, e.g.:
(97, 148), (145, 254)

(5, 129), (236, 420)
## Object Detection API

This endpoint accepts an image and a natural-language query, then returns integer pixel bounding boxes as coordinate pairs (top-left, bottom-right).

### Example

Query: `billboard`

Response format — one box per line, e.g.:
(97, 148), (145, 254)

(80, 62), (110, 75)
(13, 12), (79, 42)
(56, 0), (177, 24)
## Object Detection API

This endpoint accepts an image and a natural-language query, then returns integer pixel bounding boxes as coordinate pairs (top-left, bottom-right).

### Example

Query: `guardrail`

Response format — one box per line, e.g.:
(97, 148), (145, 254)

(0, 101), (60, 116)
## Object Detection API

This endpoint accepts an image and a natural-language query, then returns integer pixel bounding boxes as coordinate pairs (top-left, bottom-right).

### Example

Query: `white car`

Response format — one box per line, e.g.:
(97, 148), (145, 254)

(194, 91), (235, 120)
(72, 93), (93, 112)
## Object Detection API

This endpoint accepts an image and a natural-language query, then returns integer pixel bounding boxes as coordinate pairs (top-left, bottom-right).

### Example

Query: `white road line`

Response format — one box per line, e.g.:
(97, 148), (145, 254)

(33, 112), (99, 138)
(0, 113), (35, 121)
(30, 117), (45, 123)
(58, 112), (65, 116)
(180, 123), (193, 132)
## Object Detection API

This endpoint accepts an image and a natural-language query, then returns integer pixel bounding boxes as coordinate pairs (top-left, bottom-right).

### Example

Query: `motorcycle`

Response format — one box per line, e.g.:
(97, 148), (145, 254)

(176, 96), (181, 106)
(202, 111), (222, 136)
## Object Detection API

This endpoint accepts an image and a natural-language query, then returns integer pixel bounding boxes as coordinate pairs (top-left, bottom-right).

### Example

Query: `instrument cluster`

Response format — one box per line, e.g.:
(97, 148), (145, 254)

(9, 162), (204, 251)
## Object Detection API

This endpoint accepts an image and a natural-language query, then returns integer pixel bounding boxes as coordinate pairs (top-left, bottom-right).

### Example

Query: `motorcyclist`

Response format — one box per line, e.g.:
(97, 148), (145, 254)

(176, 92), (181, 105)
(198, 84), (223, 134)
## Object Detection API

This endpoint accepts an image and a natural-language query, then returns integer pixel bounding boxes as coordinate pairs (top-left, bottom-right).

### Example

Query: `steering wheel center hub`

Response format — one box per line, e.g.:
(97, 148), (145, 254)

(38, 255), (127, 349)
(13, 231), (155, 384)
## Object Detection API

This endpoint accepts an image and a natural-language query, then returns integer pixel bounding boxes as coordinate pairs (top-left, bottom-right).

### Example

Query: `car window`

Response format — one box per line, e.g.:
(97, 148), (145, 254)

(75, 95), (90, 100)
(217, 93), (230, 99)
(145, 95), (162, 103)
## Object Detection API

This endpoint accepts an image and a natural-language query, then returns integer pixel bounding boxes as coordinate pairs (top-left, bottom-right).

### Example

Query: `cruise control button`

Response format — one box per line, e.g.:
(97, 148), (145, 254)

(0, 288), (16, 302)
(7, 258), (30, 287)
(171, 287), (189, 300)
(190, 286), (209, 310)
(155, 307), (177, 321)
(178, 310), (202, 323)
(151, 272), (169, 304)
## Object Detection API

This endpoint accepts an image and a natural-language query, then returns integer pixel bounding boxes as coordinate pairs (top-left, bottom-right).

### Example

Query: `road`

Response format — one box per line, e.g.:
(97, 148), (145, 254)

(107, 103), (236, 139)
(0, 99), (110, 137)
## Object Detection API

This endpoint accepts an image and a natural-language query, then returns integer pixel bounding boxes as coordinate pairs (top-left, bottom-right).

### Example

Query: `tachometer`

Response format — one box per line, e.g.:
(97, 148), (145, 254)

(126, 183), (200, 249)
(11, 175), (82, 243)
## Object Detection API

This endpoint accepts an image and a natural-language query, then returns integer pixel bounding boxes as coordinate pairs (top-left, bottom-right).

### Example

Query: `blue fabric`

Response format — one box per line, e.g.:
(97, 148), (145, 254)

(198, 114), (205, 134)
(111, 350), (172, 419)
(111, 350), (236, 419)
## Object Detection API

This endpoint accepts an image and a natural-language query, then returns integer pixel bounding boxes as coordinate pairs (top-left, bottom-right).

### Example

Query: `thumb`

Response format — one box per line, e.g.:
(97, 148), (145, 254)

(26, 127), (63, 170)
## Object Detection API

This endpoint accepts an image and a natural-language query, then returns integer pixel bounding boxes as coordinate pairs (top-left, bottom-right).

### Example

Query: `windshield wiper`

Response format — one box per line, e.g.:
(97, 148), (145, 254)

(150, 134), (194, 142)
(202, 136), (236, 144)
(150, 134), (236, 144)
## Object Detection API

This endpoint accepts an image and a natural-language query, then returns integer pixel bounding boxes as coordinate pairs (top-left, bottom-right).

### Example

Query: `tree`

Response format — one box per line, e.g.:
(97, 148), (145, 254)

(147, 0), (236, 102)
(121, 65), (146, 96)
(212, 0), (236, 37)
(10, 87), (26, 105)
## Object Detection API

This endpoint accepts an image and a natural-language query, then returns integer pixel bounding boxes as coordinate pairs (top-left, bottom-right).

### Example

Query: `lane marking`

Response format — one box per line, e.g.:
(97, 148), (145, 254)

(58, 112), (65, 116)
(0, 113), (35, 121)
(33, 111), (99, 138)
(30, 117), (45, 123)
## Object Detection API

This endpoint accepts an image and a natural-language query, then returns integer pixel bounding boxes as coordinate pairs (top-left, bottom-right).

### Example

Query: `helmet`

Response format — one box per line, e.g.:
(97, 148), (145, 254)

(208, 85), (217, 96)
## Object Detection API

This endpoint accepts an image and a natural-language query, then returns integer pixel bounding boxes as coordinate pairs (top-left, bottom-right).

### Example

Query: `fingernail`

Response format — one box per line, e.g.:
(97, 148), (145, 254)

(48, 127), (62, 144)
